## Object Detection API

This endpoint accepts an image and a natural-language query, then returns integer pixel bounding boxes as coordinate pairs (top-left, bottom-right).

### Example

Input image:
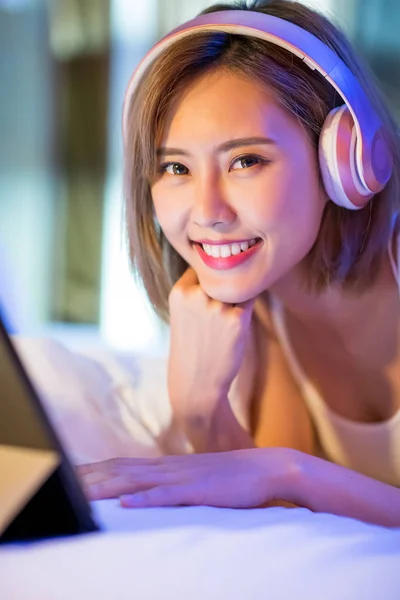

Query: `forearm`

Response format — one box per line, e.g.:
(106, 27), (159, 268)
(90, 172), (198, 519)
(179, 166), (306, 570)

(285, 450), (400, 528)
(180, 394), (255, 453)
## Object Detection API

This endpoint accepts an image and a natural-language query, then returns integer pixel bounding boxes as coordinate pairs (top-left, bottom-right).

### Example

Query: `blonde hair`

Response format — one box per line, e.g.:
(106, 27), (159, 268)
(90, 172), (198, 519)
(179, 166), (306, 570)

(124, 0), (400, 322)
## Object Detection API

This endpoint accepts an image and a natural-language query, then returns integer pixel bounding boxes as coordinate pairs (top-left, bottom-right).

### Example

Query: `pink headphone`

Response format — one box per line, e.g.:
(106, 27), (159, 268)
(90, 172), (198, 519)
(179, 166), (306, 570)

(122, 10), (393, 210)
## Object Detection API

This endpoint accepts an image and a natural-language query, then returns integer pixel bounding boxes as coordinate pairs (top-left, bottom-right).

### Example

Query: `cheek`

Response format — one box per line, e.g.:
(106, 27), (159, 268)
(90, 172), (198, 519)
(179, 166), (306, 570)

(151, 187), (167, 224)
(263, 156), (324, 234)
(152, 188), (177, 234)
(152, 189), (191, 253)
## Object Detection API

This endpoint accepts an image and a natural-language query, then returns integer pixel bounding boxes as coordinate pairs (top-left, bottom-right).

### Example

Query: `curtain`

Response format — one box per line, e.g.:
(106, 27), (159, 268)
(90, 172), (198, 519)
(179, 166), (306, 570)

(47, 0), (110, 323)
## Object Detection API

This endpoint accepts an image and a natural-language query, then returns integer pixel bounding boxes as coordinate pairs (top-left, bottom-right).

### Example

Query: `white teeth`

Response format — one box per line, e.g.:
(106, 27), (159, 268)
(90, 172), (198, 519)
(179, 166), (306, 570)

(201, 238), (259, 258)
(220, 244), (231, 258)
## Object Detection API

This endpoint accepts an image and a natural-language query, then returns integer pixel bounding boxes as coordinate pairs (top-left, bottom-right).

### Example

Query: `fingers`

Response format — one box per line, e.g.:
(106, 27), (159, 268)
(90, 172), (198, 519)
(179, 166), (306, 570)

(76, 458), (165, 500)
(77, 454), (204, 500)
(76, 454), (223, 502)
(120, 484), (202, 508)
(175, 267), (199, 290)
(76, 456), (161, 477)
(84, 474), (133, 500)
(83, 468), (178, 501)
(75, 462), (100, 477)
(170, 265), (257, 321)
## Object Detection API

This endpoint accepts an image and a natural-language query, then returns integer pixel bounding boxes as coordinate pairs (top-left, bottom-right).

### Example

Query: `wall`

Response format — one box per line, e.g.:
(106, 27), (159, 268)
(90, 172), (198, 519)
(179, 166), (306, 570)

(0, 3), (55, 332)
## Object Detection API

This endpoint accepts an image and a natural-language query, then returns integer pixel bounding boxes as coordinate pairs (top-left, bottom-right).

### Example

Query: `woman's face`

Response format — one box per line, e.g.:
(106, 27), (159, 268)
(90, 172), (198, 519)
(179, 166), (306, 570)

(151, 69), (327, 304)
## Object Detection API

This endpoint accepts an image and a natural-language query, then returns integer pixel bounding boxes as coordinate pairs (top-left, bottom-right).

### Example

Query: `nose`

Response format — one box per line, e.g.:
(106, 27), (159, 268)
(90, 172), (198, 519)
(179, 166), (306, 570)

(191, 175), (236, 228)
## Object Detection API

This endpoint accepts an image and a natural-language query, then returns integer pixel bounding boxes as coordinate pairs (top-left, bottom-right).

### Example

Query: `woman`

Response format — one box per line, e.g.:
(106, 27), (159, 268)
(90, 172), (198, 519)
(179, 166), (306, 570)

(78, 0), (400, 527)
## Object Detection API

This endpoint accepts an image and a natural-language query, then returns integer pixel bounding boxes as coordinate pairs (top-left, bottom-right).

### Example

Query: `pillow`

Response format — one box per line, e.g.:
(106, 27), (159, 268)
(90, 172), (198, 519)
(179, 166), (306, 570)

(11, 336), (187, 464)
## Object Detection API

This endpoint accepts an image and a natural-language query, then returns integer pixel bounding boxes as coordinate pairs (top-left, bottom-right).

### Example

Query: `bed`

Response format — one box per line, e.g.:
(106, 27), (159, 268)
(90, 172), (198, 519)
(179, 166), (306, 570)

(1, 336), (400, 599)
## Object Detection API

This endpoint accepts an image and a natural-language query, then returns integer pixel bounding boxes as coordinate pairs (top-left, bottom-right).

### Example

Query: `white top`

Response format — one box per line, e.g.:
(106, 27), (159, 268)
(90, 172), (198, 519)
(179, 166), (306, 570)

(269, 215), (400, 487)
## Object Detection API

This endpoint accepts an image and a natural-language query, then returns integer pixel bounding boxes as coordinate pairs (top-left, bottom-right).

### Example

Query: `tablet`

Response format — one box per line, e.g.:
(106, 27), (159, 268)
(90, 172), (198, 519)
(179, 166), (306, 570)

(0, 307), (99, 542)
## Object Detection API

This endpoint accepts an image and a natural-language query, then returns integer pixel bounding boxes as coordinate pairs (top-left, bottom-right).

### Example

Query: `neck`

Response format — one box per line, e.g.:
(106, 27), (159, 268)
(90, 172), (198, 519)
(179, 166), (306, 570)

(267, 254), (396, 338)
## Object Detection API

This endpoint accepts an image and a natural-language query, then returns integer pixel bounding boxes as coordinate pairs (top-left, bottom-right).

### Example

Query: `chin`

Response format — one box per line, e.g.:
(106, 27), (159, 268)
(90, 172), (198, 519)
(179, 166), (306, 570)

(199, 279), (261, 305)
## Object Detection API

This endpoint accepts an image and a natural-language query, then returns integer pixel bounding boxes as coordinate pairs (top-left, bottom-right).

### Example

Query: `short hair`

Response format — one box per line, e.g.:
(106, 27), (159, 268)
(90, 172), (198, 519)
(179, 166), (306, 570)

(123, 0), (400, 322)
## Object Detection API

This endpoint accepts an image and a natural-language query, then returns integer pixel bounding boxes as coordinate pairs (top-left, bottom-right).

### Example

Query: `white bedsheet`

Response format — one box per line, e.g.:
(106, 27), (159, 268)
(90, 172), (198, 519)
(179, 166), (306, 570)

(1, 336), (400, 599)
(2, 499), (400, 599)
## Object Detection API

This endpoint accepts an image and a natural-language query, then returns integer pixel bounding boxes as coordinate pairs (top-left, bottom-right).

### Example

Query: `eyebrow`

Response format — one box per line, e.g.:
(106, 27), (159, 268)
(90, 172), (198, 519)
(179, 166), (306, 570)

(156, 136), (276, 158)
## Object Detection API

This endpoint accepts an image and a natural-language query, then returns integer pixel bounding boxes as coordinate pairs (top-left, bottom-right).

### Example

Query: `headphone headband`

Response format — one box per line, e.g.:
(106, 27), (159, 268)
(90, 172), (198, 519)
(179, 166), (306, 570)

(122, 10), (392, 194)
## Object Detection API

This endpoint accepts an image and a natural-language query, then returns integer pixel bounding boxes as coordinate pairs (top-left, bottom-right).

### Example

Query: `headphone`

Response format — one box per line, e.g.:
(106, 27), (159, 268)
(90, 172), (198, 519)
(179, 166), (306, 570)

(122, 10), (393, 210)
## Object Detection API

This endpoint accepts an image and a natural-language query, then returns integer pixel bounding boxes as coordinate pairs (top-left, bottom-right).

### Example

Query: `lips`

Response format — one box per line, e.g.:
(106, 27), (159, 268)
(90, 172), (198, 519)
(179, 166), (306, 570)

(192, 238), (263, 270)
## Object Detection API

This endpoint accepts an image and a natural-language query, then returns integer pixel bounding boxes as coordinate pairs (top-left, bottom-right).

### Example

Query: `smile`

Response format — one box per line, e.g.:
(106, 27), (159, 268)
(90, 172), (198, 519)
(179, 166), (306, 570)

(201, 238), (260, 258)
(192, 238), (263, 270)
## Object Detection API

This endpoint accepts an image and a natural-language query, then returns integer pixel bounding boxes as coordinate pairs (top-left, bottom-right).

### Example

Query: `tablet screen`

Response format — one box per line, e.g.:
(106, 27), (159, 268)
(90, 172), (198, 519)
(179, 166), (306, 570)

(0, 309), (99, 542)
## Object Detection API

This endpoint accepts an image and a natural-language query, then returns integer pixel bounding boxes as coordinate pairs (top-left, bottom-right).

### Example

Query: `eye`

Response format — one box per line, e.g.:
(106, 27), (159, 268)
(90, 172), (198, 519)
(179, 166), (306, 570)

(230, 154), (269, 171)
(159, 161), (189, 176)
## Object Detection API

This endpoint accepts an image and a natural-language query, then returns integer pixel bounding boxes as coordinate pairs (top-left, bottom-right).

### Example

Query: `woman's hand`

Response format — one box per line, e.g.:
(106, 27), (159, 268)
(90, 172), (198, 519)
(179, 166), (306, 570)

(77, 447), (297, 509)
(168, 268), (256, 448)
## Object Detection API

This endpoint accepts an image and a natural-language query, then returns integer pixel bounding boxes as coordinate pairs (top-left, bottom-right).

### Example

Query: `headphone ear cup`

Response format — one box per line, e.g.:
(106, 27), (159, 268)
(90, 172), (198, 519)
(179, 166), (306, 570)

(318, 108), (344, 206)
(319, 105), (373, 210)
